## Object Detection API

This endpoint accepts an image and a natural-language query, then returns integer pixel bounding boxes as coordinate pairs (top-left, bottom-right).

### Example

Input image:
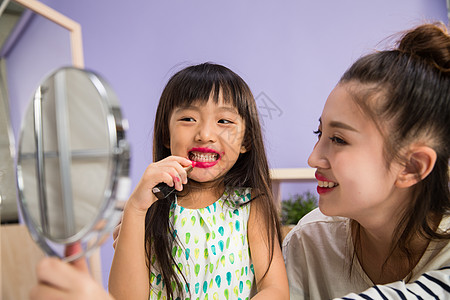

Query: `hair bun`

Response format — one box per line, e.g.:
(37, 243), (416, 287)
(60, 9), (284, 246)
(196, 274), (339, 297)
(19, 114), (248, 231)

(397, 23), (450, 73)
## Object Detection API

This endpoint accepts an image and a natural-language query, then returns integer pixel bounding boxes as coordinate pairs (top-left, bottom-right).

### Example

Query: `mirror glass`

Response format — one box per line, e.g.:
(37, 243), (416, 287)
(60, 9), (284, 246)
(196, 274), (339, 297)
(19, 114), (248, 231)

(0, 0), (25, 223)
(0, 59), (18, 223)
(17, 67), (130, 261)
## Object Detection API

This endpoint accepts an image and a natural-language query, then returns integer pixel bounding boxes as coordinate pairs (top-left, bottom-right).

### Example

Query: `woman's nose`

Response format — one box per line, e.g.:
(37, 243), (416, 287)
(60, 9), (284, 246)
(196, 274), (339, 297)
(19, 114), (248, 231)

(307, 140), (329, 169)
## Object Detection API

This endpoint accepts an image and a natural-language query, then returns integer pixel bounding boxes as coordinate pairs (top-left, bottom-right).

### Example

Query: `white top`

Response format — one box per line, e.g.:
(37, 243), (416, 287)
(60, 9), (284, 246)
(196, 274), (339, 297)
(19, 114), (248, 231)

(149, 187), (254, 300)
(282, 208), (450, 299)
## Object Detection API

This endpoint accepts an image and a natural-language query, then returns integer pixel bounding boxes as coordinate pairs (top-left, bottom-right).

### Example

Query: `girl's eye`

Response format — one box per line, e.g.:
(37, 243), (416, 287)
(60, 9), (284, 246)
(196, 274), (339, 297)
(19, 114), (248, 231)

(180, 117), (195, 122)
(313, 129), (322, 139)
(218, 119), (233, 124)
(329, 136), (347, 145)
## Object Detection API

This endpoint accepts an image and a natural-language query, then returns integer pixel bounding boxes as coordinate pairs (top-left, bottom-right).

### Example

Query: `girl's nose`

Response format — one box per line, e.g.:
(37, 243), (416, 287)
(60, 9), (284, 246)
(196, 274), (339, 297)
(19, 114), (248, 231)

(195, 122), (217, 143)
(307, 140), (329, 169)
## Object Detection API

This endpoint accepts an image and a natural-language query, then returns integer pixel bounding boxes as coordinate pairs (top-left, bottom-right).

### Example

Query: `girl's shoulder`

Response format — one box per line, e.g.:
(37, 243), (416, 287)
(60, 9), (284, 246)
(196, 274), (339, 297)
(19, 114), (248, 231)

(438, 214), (450, 232)
(222, 186), (252, 207)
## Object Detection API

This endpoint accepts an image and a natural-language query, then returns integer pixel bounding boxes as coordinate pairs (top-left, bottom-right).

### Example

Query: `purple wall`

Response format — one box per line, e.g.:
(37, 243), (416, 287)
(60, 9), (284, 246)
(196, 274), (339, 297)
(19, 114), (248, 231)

(3, 0), (448, 289)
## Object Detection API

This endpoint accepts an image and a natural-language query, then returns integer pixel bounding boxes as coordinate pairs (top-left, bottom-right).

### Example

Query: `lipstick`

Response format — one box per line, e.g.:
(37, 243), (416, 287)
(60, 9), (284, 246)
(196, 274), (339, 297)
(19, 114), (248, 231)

(152, 164), (194, 200)
(314, 171), (338, 195)
(188, 147), (221, 168)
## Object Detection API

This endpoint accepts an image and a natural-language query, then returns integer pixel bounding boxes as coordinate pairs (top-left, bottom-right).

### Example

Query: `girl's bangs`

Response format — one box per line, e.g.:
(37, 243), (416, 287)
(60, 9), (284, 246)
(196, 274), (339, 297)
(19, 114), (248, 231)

(170, 78), (247, 117)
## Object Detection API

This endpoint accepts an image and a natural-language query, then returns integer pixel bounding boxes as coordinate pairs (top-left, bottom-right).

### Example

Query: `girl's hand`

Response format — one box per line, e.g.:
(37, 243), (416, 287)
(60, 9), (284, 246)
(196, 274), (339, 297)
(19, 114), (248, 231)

(126, 156), (193, 214)
(112, 215), (122, 249)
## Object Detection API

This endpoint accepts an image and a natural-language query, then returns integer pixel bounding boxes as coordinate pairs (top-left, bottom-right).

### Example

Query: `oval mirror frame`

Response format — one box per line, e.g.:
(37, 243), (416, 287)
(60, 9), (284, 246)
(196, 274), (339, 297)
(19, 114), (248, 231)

(16, 66), (130, 261)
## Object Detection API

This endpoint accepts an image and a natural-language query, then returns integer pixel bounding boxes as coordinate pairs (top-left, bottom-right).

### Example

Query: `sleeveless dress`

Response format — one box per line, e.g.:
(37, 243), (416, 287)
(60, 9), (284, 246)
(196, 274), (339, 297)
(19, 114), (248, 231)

(149, 187), (255, 300)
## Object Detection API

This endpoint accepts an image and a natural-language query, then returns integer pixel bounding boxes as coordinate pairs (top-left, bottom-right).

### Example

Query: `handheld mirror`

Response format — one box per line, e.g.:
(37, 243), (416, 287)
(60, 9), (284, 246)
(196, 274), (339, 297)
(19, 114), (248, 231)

(17, 66), (130, 262)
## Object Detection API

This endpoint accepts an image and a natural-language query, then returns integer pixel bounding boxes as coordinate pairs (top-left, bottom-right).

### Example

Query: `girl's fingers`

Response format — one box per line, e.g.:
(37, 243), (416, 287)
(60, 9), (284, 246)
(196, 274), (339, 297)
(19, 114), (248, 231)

(130, 156), (193, 209)
(112, 214), (123, 249)
(169, 156), (193, 167)
(163, 158), (193, 187)
(159, 172), (176, 188)
(112, 223), (121, 249)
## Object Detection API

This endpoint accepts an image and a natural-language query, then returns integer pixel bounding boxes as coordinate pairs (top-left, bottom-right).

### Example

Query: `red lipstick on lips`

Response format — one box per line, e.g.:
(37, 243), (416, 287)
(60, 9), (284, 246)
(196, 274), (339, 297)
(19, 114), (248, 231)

(188, 147), (221, 168)
(315, 171), (338, 195)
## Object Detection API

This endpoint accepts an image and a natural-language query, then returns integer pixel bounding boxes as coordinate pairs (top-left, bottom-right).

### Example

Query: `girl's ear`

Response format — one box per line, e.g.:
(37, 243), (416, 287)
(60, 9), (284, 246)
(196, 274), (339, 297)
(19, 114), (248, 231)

(240, 137), (251, 153)
(164, 137), (170, 149)
(395, 145), (437, 188)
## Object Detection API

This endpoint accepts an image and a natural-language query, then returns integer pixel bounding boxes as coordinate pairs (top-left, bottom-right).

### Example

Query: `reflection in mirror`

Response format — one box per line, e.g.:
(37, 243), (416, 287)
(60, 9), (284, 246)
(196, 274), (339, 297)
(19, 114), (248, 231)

(0, 0), (25, 224)
(0, 1), (25, 48)
(17, 67), (130, 261)
(0, 58), (18, 223)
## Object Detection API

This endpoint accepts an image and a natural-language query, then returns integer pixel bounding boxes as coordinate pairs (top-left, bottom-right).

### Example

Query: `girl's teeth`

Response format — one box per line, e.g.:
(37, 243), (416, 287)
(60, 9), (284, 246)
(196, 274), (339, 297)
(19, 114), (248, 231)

(189, 152), (218, 162)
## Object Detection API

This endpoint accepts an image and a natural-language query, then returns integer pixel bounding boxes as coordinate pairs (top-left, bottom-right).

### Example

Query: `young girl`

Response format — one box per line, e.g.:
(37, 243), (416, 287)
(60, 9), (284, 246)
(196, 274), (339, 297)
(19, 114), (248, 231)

(109, 63), (289, 299)
(283, 23), (450, 299)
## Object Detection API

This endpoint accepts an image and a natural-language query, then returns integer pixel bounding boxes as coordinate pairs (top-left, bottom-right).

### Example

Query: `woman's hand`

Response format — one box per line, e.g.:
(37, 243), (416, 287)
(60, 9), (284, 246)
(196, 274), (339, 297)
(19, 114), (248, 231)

(30, 257), (114, 300)
(30, 244), (114, 300)
(125, 156), (192, 214)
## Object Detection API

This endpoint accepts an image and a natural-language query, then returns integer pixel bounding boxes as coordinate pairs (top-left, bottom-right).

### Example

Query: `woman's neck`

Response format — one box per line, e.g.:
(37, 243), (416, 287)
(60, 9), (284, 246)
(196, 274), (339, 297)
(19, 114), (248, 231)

(353, 218), (431, 284)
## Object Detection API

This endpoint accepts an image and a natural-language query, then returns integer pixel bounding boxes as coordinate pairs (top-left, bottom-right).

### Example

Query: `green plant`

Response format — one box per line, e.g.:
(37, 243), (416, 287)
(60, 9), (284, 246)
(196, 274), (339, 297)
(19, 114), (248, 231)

(280, 191), (317, 225)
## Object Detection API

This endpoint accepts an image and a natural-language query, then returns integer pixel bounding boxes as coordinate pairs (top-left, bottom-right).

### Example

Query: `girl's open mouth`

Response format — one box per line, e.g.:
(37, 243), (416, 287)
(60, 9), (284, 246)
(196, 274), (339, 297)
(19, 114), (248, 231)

(188, 148), (221, 168)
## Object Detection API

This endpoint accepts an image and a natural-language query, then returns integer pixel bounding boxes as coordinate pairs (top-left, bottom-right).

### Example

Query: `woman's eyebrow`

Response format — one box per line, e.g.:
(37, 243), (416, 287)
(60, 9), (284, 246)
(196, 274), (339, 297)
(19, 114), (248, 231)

(319, 117), (358, 132)
(329, 120), (358, 132)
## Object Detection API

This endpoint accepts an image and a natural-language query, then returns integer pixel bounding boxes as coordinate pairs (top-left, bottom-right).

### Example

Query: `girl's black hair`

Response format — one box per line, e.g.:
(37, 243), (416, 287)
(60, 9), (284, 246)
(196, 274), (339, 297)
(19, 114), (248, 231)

(340, 23), (450, 277)
(146, 63), (281, 298)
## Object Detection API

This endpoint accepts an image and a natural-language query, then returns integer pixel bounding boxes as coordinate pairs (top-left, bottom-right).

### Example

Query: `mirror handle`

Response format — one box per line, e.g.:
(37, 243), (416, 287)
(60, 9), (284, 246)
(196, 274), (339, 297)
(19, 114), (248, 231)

(33, 86), (49, 235)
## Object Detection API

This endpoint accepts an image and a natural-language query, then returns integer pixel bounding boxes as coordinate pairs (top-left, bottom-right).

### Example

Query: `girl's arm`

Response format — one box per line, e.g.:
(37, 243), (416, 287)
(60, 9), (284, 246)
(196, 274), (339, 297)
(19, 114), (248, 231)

(248, 198), (290, 299)
(108, 156), (192, 300)
(108, 198), (150, 299)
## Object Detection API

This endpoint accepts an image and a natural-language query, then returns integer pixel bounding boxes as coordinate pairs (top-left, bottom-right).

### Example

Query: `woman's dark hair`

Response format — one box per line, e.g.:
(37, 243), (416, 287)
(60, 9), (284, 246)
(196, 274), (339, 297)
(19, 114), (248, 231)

(340, 23), (450, 277)
(146, 62), (281, 298)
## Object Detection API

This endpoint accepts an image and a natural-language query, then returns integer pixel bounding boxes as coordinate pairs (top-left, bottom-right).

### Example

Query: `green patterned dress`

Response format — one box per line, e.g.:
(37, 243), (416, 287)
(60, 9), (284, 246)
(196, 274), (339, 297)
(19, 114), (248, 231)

(149, 187), (255, 300)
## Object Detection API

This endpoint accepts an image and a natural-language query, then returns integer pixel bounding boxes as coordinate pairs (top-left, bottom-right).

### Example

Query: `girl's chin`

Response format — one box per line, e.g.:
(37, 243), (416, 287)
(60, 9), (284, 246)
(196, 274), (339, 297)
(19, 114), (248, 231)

(189, 170), (228, 185)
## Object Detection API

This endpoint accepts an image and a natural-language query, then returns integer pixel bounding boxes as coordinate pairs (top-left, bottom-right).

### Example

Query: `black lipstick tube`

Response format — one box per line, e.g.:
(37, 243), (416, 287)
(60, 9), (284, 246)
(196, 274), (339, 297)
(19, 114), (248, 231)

(152, 165), (194, 200)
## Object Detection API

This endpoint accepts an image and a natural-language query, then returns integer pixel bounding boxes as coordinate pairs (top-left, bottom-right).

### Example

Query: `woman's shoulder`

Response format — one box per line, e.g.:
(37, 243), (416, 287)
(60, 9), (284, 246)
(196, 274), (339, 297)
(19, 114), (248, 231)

(282, 208), (349, 248)
(298, 207), (345, 225)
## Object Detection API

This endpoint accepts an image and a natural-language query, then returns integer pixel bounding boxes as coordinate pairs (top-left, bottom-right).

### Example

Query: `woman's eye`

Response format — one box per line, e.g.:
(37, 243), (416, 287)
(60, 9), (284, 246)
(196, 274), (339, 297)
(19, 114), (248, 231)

(329, 136), (347, 145)
(313, 129), (322, 139)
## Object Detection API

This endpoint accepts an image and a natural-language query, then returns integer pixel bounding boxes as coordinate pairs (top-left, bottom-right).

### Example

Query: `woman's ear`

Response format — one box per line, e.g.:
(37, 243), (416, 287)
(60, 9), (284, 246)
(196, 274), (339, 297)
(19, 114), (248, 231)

(240, 145), (247, 153)
(395, 145), (437, 188)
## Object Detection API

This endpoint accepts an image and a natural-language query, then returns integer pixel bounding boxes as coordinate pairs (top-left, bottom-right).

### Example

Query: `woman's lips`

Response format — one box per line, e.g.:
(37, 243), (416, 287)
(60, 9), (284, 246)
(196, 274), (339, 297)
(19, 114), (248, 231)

(188, 147), (222, 168)
(315, 171), (339, 195)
